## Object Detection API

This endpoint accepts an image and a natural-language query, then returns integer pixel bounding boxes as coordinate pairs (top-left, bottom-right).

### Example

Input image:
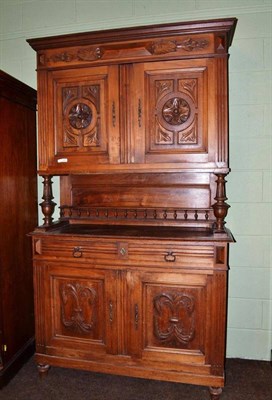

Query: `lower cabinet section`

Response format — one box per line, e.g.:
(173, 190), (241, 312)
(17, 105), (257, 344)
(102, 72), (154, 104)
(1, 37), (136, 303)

(32, 234), (229, 396)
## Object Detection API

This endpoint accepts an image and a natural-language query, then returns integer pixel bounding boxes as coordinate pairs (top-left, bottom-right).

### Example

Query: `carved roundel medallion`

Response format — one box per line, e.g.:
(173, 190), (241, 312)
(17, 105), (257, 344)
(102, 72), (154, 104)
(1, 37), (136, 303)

(162, 97), (190, 126)
(68, 102), (92, 130)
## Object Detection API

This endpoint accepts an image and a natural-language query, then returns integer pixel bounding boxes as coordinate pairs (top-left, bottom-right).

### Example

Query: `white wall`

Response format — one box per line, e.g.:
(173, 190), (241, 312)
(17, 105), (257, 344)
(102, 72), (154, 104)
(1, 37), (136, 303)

(0, 0), (271, 361)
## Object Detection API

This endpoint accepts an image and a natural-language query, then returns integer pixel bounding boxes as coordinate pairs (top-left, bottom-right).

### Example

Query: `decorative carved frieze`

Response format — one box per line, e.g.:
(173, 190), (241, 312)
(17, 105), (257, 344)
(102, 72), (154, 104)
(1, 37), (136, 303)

(47, 47), (103, 64)
(147, 38), (209, 55)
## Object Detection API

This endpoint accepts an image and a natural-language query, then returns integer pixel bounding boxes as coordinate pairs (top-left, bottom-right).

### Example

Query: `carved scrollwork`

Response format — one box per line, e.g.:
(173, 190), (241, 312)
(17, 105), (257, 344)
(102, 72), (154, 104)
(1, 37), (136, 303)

(162, 97), (190, 126)
(60, 282), (97, 334)
(156, 80), (173, 99)
(179, 79), (197, 102)
(178, 124), (197, 143)
(153, 292), (195, 346)
(83, 129), (99, 146)
(63, 87), (78, 112)
(157, 128), (173, 143)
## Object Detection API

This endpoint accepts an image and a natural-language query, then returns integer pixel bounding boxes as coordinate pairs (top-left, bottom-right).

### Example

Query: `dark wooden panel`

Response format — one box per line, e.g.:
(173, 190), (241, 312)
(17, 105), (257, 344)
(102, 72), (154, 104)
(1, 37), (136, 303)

(0, 71), (37, 386)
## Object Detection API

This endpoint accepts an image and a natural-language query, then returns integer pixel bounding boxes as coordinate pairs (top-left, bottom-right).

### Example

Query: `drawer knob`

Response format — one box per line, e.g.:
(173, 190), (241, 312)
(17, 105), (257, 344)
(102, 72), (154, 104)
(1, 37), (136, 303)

(73, 247), (83, 258)
(164, 252), (176, 262)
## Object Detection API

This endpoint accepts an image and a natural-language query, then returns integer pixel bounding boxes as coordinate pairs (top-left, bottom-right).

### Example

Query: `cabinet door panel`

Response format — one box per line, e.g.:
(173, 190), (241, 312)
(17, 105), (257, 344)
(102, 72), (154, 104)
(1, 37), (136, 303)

(44, 65), (119, 172)
(132, 59), (216, 165)
(128, 271), (213, 368)
(34, 262), (118, 358)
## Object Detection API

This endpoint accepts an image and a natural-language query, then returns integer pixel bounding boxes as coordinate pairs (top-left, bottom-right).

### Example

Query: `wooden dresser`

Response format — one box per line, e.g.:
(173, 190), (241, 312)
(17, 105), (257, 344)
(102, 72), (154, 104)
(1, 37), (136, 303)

(0, 71), (37, 386)
(28, 18), (236, 399)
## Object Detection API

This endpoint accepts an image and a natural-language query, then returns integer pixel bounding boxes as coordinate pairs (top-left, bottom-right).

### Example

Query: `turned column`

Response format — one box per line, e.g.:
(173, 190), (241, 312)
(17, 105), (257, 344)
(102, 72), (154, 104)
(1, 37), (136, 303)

(212, 173), (230, 233)
(40, 175), (56, 226)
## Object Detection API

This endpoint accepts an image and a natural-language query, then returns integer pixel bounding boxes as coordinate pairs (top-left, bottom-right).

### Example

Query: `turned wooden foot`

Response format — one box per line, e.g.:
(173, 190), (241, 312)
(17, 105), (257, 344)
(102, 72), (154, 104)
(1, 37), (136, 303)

(209, 386), (222, 400)
(37, 363), (50, 378)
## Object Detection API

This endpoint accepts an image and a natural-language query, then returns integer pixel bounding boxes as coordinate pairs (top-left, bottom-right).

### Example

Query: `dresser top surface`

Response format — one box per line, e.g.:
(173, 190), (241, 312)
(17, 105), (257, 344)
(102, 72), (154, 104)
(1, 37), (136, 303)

(33, 223), (234, 242)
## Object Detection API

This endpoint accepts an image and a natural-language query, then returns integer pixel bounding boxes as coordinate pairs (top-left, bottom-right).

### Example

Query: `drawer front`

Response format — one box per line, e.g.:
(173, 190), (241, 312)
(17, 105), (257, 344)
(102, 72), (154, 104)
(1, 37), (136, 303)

(33, 237), (117, 261)
(127, 242), (215, 269)
(33, 236), (216, 269)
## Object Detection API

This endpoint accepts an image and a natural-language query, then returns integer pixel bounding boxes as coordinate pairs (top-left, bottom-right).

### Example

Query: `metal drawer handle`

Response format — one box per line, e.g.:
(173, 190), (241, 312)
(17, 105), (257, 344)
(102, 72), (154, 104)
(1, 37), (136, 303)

(134, 304), (139, 330)
(109, 300), (113, 323)
(164, 252), (176, 262)
(73, 247), (83, 258)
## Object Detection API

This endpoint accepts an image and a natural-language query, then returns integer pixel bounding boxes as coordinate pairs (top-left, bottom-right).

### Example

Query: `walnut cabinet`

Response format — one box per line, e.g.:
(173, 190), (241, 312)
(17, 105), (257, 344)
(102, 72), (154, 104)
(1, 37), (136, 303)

(28, 18), (236, 400)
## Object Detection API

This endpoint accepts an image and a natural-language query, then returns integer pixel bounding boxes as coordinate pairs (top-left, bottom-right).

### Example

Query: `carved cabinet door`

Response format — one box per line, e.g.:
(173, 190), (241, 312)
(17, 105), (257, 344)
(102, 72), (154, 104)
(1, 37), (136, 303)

(39, 65), (120, 173)
(127, 269), (226, 374)
(34, 262), (119, 358)
(131, 59), (217, 166)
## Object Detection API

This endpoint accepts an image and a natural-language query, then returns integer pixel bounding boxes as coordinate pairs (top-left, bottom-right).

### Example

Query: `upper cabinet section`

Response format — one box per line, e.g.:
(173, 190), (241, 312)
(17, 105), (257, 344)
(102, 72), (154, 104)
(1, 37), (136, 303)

(28, 18), (237, 175)
(44, 65), (120, 170)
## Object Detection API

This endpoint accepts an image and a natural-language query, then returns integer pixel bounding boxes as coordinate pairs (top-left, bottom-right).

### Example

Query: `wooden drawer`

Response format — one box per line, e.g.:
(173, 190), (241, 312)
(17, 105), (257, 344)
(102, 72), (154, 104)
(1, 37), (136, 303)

(33, 237), (116, 261)
(126, 241), (215, 269)
(33, 236), (216, 270)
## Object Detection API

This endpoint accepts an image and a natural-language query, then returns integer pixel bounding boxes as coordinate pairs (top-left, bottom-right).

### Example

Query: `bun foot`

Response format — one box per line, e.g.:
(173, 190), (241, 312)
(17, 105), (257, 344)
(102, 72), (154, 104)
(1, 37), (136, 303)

(209, 386), (222, 399)
(37, 363), (50, 378)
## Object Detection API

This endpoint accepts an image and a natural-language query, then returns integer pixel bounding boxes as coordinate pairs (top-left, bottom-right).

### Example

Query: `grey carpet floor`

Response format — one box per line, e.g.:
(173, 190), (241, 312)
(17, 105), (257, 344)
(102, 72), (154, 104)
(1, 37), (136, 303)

(0, 358), (271, 400)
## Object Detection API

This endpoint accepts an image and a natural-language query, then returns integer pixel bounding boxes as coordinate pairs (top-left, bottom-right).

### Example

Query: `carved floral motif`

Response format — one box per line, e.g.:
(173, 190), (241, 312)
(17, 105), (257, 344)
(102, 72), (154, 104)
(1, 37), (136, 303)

(162, 97), (190, 126)
(60, 282), (97, 334)
(68, 103), (92, 130)
(153, 292), (195, 346)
